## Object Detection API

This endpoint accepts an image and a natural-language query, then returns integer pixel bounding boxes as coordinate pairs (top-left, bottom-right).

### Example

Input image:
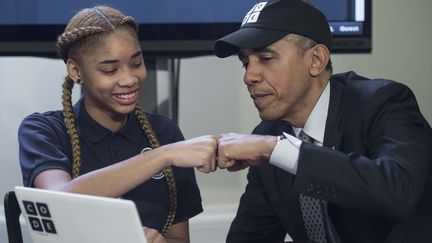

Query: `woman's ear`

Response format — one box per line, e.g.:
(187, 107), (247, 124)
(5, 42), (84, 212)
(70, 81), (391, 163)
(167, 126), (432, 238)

(309, 44), (330, 77)
(66, 59), (82, 84)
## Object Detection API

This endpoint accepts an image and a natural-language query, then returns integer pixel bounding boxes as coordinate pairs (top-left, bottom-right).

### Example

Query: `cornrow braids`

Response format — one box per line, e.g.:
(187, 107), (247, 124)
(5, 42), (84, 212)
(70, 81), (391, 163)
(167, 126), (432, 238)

(93, 7), (115, 29)
(61, 76), (82, 178)
(57, 26), (105, 63)
(120, 16), (138, 31)
(134, 103), (177, 236)
(56, 6), (139, 63)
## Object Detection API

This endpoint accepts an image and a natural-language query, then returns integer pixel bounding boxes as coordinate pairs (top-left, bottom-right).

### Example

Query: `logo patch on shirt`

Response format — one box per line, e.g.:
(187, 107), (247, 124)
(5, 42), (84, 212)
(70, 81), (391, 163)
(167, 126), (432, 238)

(141, 147), (165, 180)
(242, 2), (268, 26)
(152, 171), (165, 180)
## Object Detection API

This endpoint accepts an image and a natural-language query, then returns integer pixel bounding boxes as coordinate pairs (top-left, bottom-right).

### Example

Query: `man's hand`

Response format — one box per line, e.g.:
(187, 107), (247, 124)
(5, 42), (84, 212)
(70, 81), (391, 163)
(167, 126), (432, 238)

(217, 133), (277, 171)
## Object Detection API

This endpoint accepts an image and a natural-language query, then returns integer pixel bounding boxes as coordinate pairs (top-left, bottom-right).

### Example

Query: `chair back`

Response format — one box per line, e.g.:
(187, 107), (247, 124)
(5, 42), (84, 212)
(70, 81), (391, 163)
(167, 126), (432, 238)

(4, 191), (23, 243)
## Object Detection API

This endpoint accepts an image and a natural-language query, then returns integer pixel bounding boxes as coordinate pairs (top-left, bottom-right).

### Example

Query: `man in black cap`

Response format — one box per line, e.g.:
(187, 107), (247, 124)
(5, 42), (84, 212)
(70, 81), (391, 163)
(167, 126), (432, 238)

(214, 0), (432, 242)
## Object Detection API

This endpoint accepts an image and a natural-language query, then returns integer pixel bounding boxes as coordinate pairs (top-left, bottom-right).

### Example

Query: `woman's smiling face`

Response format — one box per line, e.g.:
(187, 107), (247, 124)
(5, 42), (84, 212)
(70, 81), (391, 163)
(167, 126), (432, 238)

(72, 27), (147, 123)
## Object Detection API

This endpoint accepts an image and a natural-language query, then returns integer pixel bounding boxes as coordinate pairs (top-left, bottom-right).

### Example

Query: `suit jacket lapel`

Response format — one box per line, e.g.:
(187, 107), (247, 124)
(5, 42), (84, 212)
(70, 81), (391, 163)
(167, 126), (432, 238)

(322, 78), (345, 243)
(323, 78), (344, 150)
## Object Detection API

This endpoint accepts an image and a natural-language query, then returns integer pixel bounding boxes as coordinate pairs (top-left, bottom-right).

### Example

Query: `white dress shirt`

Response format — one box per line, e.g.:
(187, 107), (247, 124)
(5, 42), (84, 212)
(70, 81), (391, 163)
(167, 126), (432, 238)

(269, 82), (330, 174)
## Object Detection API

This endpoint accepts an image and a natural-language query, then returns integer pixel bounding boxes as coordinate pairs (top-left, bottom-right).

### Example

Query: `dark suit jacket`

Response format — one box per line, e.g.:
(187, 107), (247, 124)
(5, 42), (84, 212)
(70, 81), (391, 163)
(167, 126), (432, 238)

(227, 71), (432, 243)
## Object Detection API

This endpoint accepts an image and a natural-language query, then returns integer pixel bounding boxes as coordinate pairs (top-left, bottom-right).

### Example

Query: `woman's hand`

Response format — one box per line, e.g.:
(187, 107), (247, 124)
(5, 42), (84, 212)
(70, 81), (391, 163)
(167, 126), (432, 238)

(163, 135), (219, 173)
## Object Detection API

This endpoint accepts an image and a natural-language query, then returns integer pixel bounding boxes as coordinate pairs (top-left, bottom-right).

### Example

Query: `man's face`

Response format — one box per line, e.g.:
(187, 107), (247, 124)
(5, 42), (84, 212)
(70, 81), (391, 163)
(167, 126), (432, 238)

(239, 36), (318, 123)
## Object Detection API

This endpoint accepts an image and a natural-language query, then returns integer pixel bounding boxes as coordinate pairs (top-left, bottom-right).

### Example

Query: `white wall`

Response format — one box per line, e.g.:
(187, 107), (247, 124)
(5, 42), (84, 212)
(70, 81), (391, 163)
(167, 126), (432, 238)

(1, 0), (432, 242)
(0, 57), (81, 199)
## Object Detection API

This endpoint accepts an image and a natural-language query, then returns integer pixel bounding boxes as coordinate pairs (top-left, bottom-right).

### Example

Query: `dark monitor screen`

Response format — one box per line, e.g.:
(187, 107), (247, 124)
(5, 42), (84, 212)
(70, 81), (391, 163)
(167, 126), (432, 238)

(0, 0), (371, 58)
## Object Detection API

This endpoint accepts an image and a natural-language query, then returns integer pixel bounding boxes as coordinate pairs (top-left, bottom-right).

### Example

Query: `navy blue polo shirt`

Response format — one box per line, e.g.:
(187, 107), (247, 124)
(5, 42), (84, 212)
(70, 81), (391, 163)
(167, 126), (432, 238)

(18, 97), (203, 232)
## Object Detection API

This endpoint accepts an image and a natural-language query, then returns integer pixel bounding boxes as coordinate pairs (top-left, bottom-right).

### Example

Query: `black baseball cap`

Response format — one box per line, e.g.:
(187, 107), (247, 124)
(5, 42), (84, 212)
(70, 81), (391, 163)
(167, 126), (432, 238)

(214, 0), (332, 58)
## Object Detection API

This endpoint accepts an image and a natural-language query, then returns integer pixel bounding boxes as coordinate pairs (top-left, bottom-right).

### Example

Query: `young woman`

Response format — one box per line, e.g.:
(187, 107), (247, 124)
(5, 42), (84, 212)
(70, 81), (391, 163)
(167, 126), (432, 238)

(18, 6), (217, 243)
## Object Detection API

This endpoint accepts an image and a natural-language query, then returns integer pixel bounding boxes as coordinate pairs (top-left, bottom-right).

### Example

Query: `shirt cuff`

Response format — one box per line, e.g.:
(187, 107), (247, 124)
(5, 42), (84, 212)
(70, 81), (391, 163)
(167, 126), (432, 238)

(269, 132), (302, 174)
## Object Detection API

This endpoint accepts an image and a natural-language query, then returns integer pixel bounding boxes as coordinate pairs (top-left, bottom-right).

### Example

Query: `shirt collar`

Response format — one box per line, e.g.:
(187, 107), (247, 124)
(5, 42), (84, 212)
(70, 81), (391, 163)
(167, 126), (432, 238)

(302, 81), (330, 144)
(76, 97), (140, 144)
(118, 112), (140, 143)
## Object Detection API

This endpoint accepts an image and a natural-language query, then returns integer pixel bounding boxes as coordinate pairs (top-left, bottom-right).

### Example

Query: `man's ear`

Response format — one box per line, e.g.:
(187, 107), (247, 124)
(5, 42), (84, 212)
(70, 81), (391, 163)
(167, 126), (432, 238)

(66, 59), (81, 84)
(309, 44), (330, 77)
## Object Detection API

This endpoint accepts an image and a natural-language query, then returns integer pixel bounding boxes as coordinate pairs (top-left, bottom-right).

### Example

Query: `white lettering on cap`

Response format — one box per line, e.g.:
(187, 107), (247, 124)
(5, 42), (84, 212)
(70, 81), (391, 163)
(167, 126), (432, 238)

(242, 2), (268, 26)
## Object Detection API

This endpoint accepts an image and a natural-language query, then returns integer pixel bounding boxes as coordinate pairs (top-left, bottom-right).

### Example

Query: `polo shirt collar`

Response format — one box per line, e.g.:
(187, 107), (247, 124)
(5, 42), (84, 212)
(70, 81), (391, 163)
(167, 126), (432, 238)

(74, 97), (140, 144)
(118, 112), (141, 143)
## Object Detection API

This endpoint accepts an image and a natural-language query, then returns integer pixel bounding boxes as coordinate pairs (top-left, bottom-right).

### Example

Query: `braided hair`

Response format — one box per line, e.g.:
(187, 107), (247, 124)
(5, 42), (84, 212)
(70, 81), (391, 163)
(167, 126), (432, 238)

(56, 6), (177, 235)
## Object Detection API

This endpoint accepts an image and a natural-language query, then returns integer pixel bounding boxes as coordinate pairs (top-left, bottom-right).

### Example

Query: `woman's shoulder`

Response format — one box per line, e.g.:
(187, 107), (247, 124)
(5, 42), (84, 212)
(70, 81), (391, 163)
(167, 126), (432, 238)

(19, 110), (66, 134)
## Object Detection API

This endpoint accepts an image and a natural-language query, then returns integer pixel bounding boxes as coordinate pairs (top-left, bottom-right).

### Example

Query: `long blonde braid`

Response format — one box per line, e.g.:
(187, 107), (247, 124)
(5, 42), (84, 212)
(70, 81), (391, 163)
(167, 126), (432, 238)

(61, 76), (82, 178)
(134, 103), (177, 235)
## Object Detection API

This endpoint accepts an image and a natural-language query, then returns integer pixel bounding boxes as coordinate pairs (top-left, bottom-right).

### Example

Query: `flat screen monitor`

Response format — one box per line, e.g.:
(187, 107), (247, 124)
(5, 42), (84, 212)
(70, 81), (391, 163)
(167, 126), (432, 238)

(0, 0), (371, 58)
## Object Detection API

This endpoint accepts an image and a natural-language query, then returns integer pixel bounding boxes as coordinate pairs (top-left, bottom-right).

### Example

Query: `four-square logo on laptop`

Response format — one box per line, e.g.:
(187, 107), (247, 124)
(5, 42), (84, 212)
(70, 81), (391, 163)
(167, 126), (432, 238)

(22, 200), (57, 234)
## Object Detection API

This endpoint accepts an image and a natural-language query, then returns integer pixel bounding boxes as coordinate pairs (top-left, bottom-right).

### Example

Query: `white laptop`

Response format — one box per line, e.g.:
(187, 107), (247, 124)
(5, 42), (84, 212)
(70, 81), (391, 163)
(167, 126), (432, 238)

(14, 186), (147, 243)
